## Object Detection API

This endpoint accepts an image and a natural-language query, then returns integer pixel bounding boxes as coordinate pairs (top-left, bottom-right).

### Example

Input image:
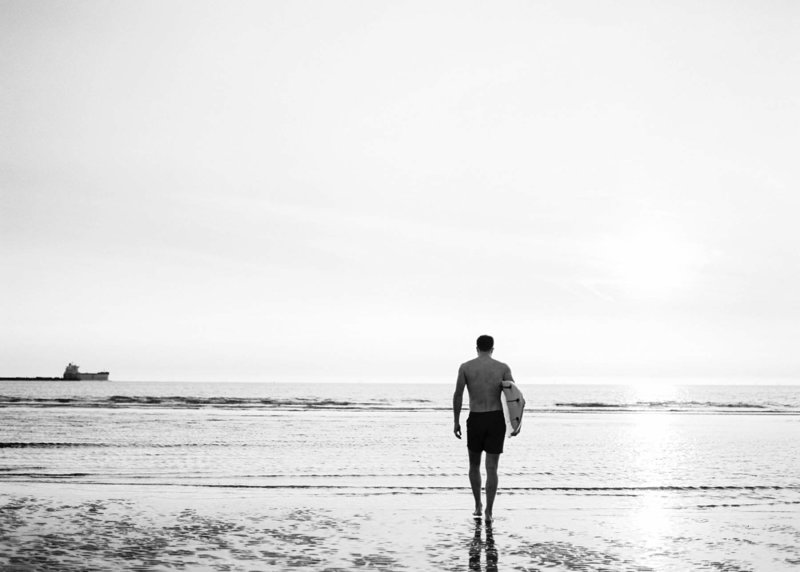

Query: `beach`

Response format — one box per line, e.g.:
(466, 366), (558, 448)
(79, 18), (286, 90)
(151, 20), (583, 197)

(3, 481), (799, 571)
(2, 381), (799, 570)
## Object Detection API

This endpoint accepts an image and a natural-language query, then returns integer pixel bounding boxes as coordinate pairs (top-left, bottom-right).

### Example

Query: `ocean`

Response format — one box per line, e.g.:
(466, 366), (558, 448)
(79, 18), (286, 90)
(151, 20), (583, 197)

(1, 381), (799, 571)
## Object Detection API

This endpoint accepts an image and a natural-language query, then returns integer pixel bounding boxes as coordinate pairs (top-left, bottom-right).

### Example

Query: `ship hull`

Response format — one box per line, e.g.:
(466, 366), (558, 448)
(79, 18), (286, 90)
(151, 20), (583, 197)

(77, 372), (110, 381)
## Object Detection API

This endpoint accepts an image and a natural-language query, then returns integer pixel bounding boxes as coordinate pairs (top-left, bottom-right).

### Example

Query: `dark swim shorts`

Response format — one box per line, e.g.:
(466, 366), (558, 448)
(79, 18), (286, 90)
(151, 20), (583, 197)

(466, 410), (506, 454)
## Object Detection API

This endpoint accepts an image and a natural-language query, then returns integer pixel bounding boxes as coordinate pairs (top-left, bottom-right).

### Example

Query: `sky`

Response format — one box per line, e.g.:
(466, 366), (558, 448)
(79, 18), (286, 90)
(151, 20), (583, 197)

(2, 0), (799, 383)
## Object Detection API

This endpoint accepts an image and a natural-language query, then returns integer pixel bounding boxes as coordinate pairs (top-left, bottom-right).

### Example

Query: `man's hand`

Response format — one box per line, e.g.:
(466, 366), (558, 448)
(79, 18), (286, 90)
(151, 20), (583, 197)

(454, 423), (462, 439)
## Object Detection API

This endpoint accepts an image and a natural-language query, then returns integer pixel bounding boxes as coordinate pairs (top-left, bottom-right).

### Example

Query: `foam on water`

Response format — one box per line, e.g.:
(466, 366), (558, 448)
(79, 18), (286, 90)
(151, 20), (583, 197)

(1, 382), (798, 494)
(0, 381), (798, 412)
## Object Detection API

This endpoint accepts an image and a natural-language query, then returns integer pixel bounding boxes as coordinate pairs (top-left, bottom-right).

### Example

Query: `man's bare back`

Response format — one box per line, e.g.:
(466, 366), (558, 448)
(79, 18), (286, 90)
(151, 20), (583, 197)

(457, 355), (513, 413)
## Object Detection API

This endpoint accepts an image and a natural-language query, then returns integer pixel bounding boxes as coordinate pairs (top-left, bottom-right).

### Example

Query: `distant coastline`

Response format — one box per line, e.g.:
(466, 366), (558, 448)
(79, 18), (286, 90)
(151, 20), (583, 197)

(0, 377), (64, 381)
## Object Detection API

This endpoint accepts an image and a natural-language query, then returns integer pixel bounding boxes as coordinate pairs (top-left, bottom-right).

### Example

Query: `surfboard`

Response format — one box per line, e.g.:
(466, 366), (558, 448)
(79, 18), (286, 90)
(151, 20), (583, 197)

(500, 381), (525, 437)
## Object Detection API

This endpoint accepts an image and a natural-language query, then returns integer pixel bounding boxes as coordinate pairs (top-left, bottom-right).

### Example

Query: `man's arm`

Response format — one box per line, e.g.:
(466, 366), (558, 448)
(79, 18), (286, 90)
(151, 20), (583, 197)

(452, 365), (467, 439)
(503, 364), (521, 436)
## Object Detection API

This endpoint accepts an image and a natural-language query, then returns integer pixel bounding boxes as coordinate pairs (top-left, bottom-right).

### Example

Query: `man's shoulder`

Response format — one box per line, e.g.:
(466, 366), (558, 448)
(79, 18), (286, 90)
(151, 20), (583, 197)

(461, 357), (509, 370)
(487, 357), (509, 369)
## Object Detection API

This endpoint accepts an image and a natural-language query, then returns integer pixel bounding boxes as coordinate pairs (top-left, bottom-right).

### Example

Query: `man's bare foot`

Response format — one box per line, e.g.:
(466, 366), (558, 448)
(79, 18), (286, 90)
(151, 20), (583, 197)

(484, 511), (493, 523)
(473, 505), (483, 519)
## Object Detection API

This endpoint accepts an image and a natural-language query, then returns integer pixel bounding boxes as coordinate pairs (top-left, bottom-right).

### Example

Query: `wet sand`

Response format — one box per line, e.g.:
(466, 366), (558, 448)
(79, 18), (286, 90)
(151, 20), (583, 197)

(2, 482), (799, 571)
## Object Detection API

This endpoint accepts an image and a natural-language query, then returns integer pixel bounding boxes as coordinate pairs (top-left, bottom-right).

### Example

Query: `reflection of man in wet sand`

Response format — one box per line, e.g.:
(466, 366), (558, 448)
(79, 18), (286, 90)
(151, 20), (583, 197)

(453, 335), (514, 522)
(469, 519), (499, 571)
(469, 519), (498, 571)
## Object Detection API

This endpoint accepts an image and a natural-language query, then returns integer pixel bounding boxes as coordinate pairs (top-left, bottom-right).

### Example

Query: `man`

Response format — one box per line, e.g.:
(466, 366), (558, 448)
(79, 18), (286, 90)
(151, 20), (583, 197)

(453, 334), (514, 522)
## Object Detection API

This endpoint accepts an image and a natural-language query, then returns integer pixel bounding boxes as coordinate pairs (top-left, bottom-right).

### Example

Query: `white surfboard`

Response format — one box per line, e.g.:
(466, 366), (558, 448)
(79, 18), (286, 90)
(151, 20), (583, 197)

(500, 381), (525, 437)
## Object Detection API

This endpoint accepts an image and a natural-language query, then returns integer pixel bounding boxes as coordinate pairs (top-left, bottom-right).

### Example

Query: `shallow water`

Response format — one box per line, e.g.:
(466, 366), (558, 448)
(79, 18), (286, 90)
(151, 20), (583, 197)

(1, 383), (799, 491)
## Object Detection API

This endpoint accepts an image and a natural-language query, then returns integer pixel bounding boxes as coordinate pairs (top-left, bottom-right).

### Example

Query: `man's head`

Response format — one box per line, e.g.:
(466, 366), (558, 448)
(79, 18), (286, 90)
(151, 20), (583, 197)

(476, 335), (494, 353)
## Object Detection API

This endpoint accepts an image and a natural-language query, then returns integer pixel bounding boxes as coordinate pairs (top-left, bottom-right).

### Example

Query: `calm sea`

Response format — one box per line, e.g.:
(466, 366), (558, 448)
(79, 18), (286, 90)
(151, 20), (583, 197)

(2, 381), (799, 571)
(1, 381), (799, 494)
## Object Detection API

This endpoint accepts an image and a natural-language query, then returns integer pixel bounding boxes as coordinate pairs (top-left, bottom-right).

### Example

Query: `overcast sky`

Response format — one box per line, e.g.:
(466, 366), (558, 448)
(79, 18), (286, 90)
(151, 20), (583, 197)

(2, 0), (799, 383)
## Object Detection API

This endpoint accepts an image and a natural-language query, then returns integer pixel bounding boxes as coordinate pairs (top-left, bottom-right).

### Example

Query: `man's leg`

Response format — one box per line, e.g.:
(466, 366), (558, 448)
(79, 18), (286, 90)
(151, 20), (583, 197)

(468, 448), (483, 516)
(484, 453), (500, 521)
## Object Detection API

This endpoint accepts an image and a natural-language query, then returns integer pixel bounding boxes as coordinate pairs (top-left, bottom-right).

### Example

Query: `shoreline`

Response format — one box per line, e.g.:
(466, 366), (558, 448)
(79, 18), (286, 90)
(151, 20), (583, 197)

(0, 377), (64, 381)
(2, 482), (799, 571)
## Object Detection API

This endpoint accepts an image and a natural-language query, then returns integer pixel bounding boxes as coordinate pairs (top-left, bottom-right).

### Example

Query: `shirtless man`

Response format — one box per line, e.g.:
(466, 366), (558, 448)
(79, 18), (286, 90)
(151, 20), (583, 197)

(453, 334), (514, 522)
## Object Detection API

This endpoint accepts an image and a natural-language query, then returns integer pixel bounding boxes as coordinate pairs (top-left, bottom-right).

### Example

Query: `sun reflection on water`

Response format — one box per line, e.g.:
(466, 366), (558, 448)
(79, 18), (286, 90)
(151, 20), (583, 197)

(626, 384), (683, 552)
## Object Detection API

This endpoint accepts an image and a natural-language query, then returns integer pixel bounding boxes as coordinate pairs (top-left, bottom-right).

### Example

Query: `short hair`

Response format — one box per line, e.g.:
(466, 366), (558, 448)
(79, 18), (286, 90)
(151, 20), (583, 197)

(476, 335), (494, 352)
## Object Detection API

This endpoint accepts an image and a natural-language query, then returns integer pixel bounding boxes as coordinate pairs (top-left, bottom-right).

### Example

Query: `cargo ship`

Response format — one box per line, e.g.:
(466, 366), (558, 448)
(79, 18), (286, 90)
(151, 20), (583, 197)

(0, 363), (111, 381)
(62, 363), (110, 381)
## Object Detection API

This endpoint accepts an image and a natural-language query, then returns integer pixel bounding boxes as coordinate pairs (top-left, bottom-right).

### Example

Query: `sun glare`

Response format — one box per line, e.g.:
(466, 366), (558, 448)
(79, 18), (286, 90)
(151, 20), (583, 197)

(627, 383), (680, 406)
(598, 222), (704, 300)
